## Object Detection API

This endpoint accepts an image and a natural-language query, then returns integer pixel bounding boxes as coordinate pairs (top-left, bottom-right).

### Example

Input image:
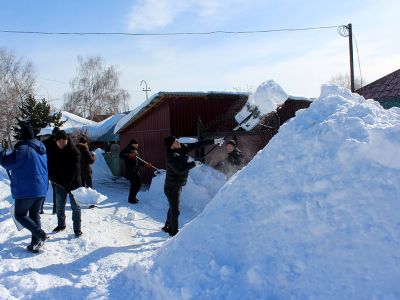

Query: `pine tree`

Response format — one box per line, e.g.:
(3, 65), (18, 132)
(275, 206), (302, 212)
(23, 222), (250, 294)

(52, 111), (65, 128)
(13, 95), (65, 139)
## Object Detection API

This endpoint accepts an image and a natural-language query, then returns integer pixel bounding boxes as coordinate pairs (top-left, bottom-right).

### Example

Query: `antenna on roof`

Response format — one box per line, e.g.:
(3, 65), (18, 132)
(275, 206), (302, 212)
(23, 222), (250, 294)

(140, 80), (151, 101)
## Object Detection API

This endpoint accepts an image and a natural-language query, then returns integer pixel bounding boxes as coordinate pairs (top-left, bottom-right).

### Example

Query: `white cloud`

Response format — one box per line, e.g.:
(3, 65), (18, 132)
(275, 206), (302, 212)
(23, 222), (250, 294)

(127, 0), (189, 30)
(126, 0), (242, 30)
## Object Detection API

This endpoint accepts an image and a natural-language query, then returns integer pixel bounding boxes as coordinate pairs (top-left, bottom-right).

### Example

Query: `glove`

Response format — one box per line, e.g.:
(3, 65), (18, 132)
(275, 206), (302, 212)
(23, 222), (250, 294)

(214, 138), (224, 146)
(128, 152), (137, 158)
(194, 160), (203, 167)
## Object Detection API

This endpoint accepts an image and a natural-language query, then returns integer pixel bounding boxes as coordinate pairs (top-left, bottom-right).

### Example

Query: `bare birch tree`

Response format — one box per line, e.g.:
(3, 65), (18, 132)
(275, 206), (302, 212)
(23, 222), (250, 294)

(63, 56), (130, 119)
(0, 47), (36, 143)
(328, 73), (366, 91)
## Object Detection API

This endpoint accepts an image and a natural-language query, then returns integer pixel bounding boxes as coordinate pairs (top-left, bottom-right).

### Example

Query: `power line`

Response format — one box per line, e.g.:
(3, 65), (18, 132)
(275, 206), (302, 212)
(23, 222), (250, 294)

(0, 25), (343, 37)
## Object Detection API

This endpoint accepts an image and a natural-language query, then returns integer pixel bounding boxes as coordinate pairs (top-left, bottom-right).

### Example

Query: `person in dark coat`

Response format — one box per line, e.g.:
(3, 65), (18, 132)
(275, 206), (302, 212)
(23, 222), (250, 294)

(0, 124), (48, 252)
(119, 139), (152, 204)
(76, 136), (95, 188)
(52, 130), (83, 237)
(162, 136), (224, 236)
(42, 126), (60, 214)
(224, 139), (243, 178)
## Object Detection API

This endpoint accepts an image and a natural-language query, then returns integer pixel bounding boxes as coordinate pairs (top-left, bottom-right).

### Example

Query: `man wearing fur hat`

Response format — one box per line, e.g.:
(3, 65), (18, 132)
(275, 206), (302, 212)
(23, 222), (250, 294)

(224, 139), (243, 178)
(76, 136), (95, 189)
(162, 135), (224, 237)
(119, 138), (152, 204)
(0, 123), (48, 252)
(52, 130), (83, 237)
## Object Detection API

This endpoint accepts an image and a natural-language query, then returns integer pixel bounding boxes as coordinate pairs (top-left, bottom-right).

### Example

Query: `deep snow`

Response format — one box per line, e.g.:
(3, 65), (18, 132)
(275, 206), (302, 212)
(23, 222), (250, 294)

(110, 84), (400, 299)
(1, 83), (399, 299)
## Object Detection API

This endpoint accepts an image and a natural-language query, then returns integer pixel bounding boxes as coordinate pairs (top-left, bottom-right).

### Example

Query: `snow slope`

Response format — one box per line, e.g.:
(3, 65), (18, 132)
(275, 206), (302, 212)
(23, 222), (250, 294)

(115, 84), (400, 299)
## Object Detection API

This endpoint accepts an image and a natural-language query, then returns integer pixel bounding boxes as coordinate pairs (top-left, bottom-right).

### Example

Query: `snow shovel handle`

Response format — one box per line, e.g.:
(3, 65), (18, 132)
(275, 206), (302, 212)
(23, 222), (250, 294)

(49, 180), (67, 191)
(136, 156), (162, 175)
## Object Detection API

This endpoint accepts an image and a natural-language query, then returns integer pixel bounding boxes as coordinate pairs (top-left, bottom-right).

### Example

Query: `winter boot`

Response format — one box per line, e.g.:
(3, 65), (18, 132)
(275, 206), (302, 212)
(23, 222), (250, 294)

(161, 224), (170, 233)
(52, 225), (66, 233)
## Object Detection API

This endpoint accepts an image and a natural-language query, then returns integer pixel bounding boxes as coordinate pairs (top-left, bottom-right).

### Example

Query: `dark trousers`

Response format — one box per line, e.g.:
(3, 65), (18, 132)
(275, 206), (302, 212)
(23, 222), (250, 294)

(55, 185), (81, 232)
(14, 197), (45, 245)
(81, 172), (93, 189)
(40, 182), (56, 213)
(128, 173), (141, 202)
(164, 185), (182, 235)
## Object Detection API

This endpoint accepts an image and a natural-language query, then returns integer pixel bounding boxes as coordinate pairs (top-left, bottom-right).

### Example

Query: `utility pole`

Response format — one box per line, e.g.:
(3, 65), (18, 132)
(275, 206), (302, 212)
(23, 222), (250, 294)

(140, 80), (151, 101)
(338, 23), (355, 92)
(347, 23), (355, 92)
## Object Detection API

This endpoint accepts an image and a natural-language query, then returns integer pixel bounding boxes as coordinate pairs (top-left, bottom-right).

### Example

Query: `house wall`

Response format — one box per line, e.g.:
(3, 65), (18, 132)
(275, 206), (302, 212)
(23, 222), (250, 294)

(119, 100), (171, 184)
(169, 94), (246, 136)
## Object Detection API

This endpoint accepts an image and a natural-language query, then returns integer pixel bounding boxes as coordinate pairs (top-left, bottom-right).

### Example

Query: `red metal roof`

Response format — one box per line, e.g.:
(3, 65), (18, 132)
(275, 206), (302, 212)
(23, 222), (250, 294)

(356, 68), (400, 100)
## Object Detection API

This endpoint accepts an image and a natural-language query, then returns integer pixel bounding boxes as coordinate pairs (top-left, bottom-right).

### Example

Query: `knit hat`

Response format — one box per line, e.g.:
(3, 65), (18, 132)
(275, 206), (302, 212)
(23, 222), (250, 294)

(19, 124), (35, 140)
(55, 130), (68, 141)
(52, 127), (61, 135)
(129, 138), (138, 145)
(164, 136), (177, 148)
(227, 140), (236, 147)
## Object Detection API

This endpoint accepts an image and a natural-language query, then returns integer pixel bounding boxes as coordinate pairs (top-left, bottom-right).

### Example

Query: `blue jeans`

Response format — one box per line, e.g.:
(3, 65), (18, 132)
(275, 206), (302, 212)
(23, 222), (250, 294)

(55, 185), (81, 232)
(14, 197), (45, 244)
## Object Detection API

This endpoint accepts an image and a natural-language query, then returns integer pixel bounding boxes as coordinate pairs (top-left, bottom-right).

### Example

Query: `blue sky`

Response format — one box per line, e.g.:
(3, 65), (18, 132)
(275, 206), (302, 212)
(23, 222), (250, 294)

(1, 0), (399, 110)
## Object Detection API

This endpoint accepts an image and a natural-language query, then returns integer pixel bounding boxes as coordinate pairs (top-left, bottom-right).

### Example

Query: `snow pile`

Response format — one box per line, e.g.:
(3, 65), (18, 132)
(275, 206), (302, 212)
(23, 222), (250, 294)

(92, 148), (114, 181)
(141, 164), (226, 217)
(72, 187), (108, 206)
(124, 84), (400, 299)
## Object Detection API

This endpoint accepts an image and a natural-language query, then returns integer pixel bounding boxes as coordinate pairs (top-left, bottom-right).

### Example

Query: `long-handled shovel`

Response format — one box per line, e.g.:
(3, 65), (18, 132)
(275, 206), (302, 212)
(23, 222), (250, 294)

(136, 156), (164, 175)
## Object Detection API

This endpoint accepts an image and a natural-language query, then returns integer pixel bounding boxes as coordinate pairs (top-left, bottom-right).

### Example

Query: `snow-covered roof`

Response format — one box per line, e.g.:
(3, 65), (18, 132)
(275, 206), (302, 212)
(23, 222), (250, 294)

(38, 111), (97, 136)
(114, 91), (249, 134)
(38, 111), (124, 141)
(82, 114), (125, 141)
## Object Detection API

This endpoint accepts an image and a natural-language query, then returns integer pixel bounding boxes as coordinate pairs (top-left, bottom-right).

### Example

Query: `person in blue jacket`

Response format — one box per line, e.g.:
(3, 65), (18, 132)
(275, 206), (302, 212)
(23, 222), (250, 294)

(0, 124), (48, 253)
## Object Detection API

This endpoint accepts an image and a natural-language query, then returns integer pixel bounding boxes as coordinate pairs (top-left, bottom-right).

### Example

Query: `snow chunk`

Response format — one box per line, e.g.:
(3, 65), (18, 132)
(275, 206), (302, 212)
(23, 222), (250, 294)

(235, 80), (288, 131)
(72, 187), (107, 206)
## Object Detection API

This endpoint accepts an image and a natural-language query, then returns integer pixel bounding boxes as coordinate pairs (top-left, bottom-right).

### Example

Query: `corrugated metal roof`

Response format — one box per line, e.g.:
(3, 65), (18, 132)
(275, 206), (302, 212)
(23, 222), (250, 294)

(356, 68), (400, 100)
(115, 91), (248, 134)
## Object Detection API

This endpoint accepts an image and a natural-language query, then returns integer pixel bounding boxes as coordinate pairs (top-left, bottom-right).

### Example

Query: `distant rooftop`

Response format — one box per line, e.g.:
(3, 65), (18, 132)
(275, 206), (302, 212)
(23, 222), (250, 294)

(357, 68), (400, 100)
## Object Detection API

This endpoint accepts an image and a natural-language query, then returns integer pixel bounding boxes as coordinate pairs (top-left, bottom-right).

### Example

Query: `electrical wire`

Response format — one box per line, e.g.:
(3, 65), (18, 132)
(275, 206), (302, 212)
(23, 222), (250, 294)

(0, 25), (343, 37)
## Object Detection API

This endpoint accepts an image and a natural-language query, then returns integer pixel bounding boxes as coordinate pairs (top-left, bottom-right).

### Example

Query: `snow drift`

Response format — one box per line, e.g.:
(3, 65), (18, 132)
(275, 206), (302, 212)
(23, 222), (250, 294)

(120, 84), (400, 299)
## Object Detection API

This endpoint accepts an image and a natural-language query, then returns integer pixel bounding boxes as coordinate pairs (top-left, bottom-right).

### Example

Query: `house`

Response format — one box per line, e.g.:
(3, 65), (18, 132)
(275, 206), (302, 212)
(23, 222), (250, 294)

(356, 68), (400, 109)
(115, 91), (311, 184)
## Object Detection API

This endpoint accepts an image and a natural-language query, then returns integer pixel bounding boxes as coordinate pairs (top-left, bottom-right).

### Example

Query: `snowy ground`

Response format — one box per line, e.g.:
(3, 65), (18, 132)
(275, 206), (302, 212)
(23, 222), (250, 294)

(0, 178), (165, 299)
(1, 83), (400, 299)
(0, 150), (225, 300)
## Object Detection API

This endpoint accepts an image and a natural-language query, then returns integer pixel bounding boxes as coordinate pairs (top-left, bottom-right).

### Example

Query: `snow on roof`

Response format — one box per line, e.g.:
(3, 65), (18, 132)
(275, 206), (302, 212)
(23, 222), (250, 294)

(114, 91), (249, 134)
(82, 114), (125, 140)
(128, 83), (400, 298)
(38, 111), (124, 140)
(38, 111), (97, 136)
